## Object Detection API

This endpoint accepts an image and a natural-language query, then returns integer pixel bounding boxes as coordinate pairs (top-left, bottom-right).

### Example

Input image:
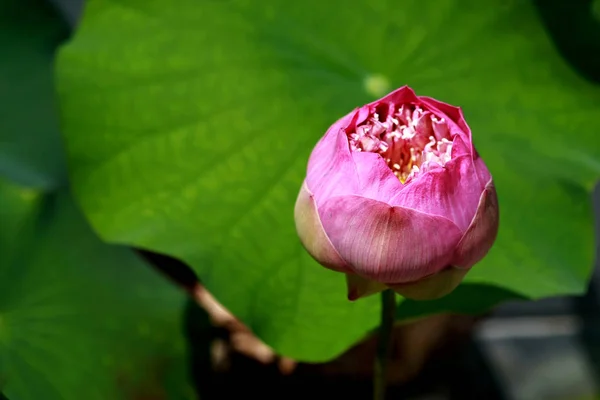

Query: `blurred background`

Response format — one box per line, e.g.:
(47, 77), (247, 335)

(1, 0), (600, 399)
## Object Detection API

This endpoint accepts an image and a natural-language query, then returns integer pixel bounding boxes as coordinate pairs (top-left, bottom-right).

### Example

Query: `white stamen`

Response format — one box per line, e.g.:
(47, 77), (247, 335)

(347, 103), (454, 183)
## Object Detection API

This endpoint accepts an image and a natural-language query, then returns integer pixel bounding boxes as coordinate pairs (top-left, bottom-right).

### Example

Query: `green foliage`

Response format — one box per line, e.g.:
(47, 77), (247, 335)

(0, 179), (193, 400)
(0, 0), (195, 398)
(54, 0), (599, 361)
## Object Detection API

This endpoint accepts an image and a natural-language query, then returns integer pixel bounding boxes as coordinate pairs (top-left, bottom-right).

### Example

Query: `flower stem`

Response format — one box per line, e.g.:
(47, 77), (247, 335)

(373, 289), (396, 400)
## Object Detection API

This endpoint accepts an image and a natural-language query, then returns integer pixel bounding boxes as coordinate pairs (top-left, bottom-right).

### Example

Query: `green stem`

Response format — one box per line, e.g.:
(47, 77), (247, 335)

(373, 289), (397, 400)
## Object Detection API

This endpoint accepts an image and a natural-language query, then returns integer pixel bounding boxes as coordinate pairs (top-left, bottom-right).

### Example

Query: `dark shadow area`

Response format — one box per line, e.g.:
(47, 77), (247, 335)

(183, 299), (507, 400)
(573, 182), (600, 386)
(183, 298), (215, 399)
(137, 249), (199, 291)
(535, 0), (600, 83)
(47, 0), (82, 28)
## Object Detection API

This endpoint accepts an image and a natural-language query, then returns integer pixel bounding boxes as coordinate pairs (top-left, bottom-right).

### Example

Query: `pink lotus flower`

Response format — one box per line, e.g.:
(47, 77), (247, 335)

(294, 86), (499, 301)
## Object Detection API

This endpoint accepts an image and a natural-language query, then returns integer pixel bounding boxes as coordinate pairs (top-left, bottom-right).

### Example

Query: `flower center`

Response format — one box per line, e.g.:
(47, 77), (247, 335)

(347, 103), (453, 183)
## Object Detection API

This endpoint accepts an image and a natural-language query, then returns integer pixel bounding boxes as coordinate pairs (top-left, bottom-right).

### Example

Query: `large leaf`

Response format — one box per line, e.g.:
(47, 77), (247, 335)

(0, 178), (194, 400)
(0, 0), (69, 189)
(55, 0), (599, 361)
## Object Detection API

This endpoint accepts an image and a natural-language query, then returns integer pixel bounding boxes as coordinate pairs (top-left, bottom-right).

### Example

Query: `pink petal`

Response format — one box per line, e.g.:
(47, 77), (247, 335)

(452, 180), (499, 269)
(352, 102), (375, 127)
(390, 154), (484, 232)
(318, 195), (462, 283)
(306, 113), (359, 204)
(452, 134), (493, 190)
(419, 96), (467, 129)
(473, 153), (493, 189)
(294, 182), (351, 272)
(352, 151), (403, 204)
(419, 95), (472, 146)
(450, 134), (471, 158)
(375, 85), (420, 106)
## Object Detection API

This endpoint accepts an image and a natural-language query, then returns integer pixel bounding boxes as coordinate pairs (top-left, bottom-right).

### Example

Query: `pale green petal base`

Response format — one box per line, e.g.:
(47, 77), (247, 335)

(346, 273), (388, 300)
(389, 268), (469, 301)
(346, 267), (469, 301)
